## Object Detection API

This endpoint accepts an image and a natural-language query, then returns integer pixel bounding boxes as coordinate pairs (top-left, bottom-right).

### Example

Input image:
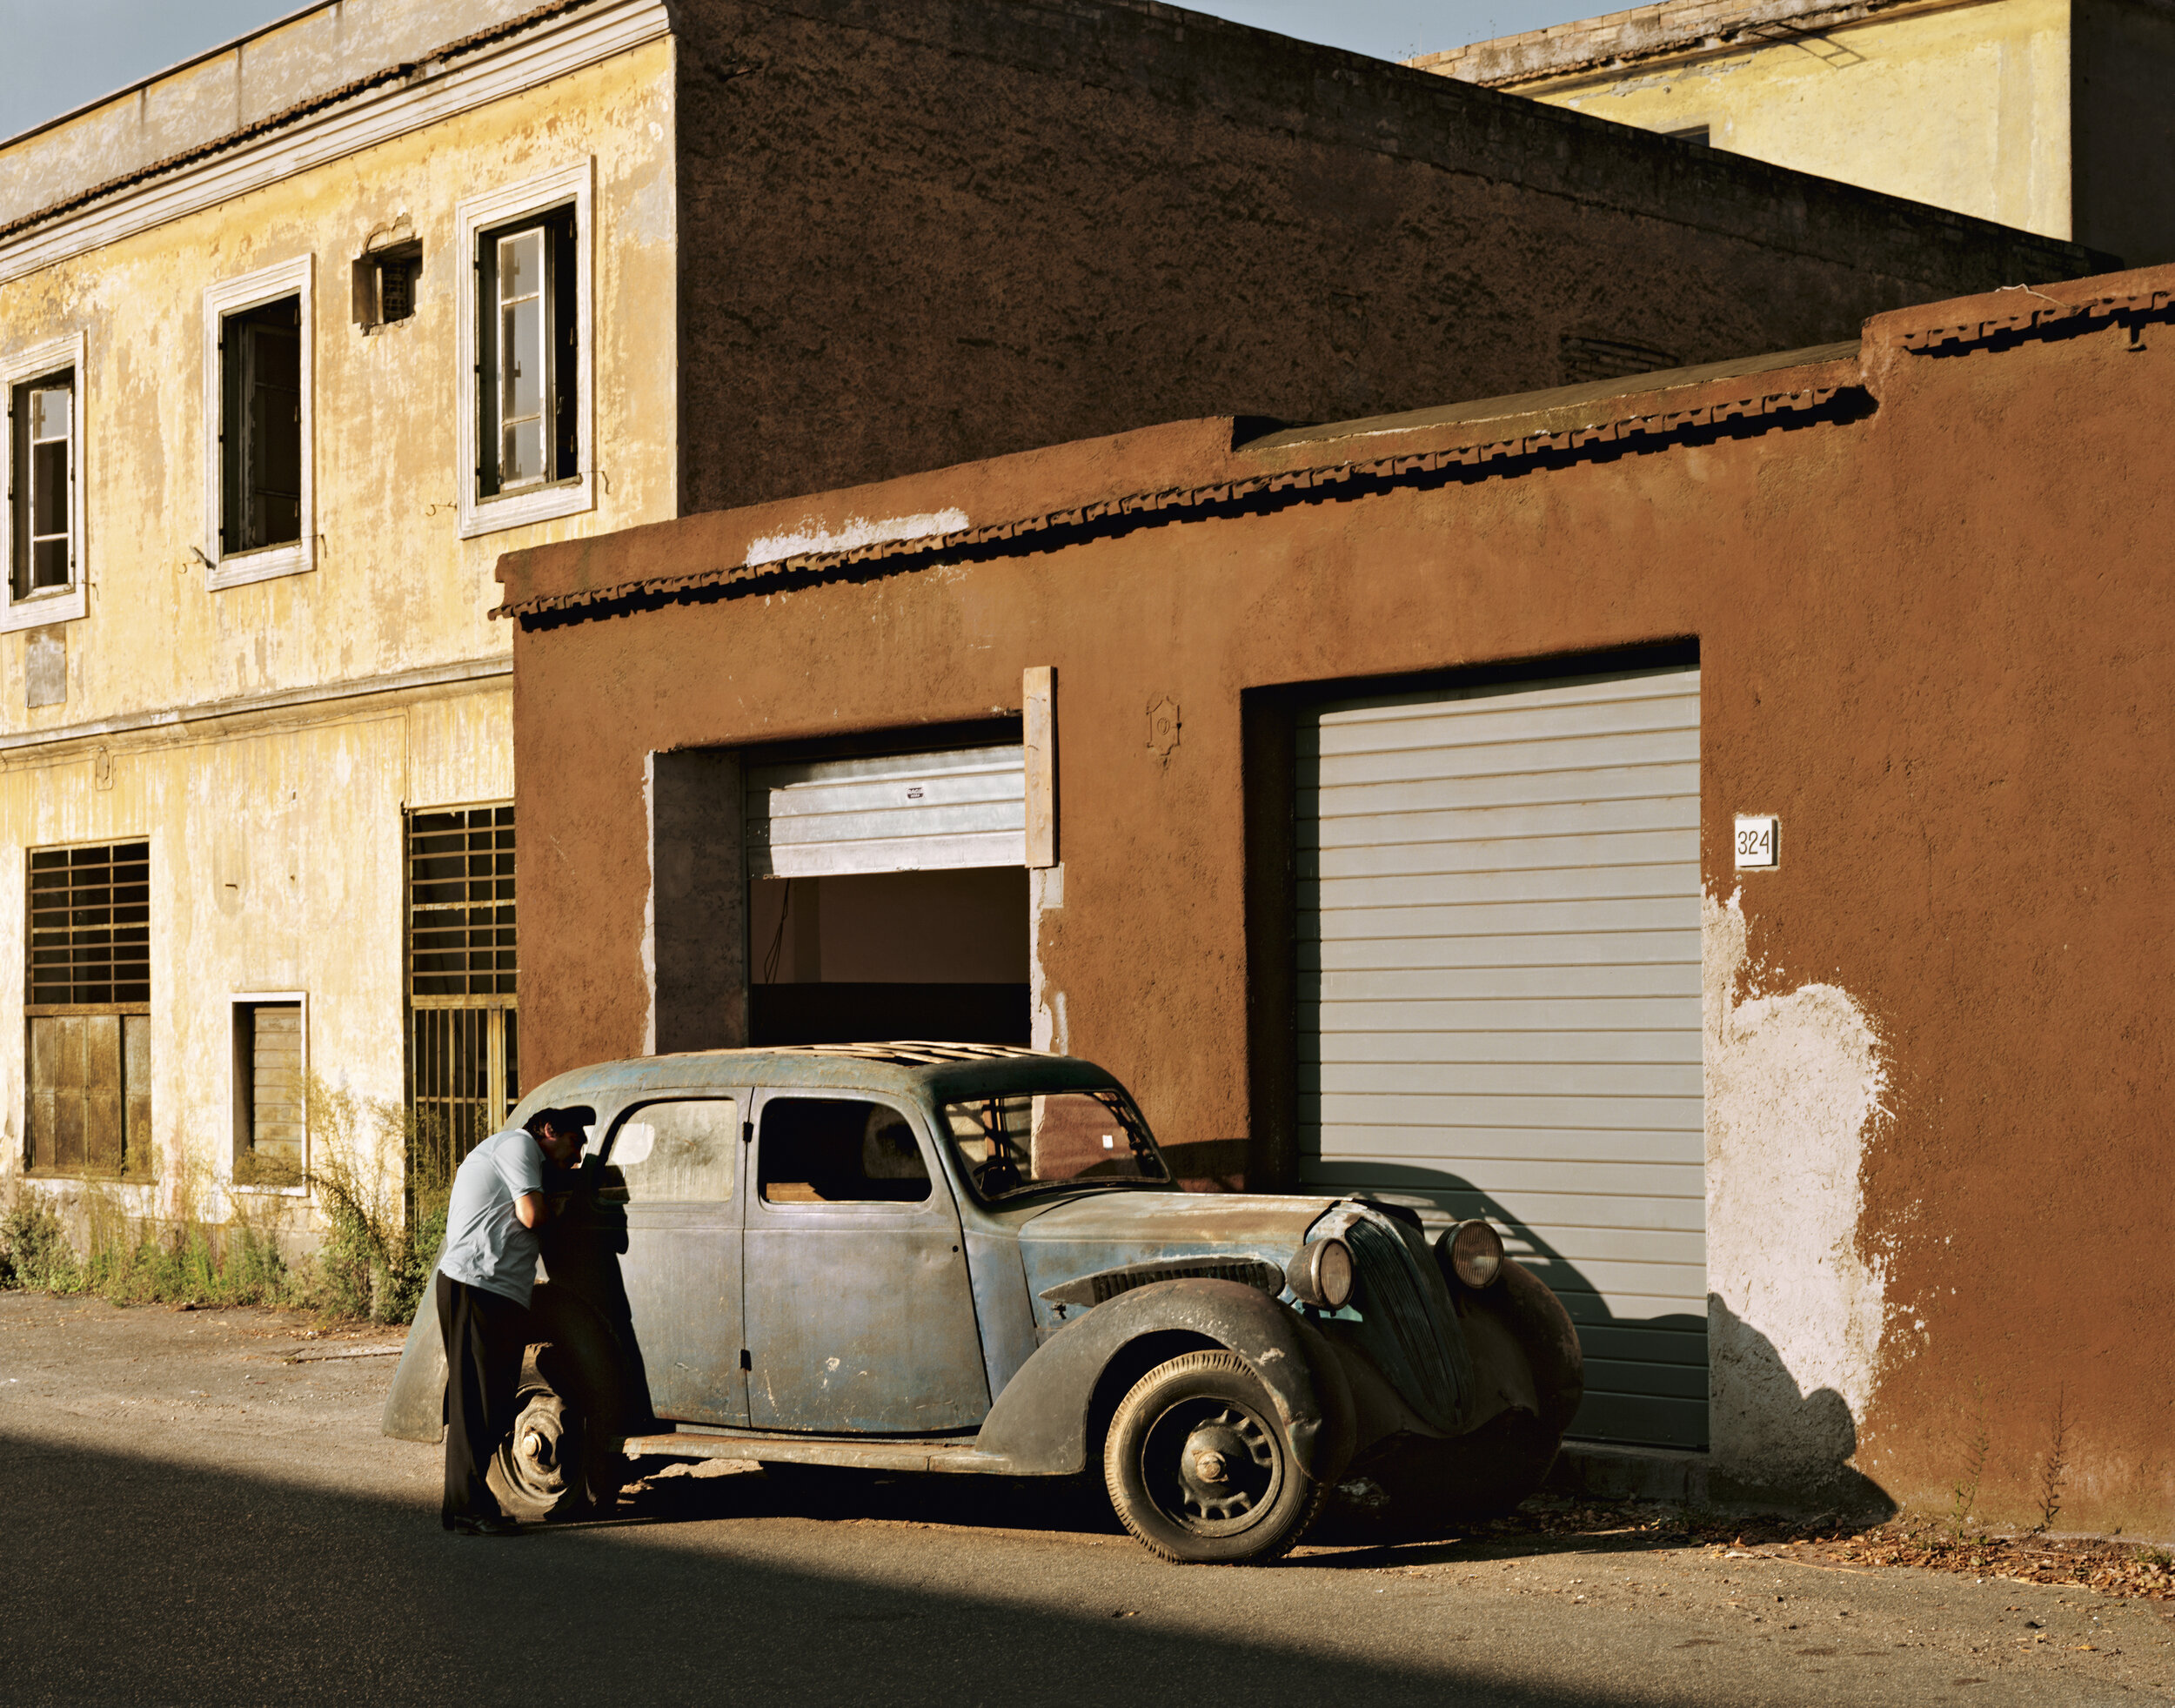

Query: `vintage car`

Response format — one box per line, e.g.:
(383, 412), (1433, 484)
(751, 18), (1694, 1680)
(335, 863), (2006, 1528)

(383, 1043), (1583, 1564)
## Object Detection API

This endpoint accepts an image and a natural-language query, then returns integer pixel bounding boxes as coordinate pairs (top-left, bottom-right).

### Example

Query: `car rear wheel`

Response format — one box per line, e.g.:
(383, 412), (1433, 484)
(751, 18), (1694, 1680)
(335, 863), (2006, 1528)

(1104, 1350), (1325, 1564)
(486, 1322), (628, 1523)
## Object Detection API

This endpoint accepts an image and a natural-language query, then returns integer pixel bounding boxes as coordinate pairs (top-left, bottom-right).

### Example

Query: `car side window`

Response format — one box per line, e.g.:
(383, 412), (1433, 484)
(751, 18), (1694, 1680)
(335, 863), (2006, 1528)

(599, 1099), (738, 1203)
(759, 1097), (930, 1205)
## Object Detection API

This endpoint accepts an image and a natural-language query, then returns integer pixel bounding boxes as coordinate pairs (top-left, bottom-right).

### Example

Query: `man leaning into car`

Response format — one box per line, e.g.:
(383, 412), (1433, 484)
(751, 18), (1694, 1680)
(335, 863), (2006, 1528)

(435, 1107), (583, 1536)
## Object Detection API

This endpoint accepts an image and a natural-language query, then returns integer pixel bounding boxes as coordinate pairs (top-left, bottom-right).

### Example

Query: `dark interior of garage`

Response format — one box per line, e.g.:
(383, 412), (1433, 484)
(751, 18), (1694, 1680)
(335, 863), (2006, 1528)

(747, 867), (1030, 1046)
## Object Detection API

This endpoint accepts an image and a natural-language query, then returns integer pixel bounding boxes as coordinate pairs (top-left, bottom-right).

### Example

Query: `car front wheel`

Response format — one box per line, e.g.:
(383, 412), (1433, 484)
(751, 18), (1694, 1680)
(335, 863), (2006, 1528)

(1104, 1350), (1325, 1564)
(485, 1319), (628, 1523)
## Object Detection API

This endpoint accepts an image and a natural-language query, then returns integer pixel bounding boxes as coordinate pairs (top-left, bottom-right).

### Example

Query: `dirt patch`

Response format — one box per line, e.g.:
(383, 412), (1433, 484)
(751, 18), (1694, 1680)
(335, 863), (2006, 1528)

(1472, 1497), (2175, 1605)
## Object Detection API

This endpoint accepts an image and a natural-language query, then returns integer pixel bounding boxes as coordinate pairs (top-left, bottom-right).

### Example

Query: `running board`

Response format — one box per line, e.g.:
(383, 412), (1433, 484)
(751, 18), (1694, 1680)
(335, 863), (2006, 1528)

(621, 1429), (1020, 1476)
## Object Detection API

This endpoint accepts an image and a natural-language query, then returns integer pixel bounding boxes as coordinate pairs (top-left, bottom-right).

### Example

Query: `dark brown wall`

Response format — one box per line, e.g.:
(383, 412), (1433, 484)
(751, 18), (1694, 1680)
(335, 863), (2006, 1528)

(2075, 0), (2175, 266)
(669, 0), (2102, 516)
(506, 264), (2175, 1532)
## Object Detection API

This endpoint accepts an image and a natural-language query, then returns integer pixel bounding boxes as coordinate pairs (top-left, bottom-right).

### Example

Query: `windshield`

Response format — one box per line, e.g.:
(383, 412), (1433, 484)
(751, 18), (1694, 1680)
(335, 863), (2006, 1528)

(940, 1086), (1171, 1202)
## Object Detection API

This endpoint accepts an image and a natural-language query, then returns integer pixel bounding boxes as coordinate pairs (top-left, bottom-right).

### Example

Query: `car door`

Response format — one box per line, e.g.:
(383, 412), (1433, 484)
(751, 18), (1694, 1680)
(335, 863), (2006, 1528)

(741, 1090), (989, 1433)
(606, 1095), (747, 1426)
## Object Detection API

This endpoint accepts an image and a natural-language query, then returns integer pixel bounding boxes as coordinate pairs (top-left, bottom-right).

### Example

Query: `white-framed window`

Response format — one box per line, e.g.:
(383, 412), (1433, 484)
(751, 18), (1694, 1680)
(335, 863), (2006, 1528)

(231, 991), (308, 1192)
(455, 160), (593, 539)
(3, 332), (88, 633)
(202, 255), (315, 590)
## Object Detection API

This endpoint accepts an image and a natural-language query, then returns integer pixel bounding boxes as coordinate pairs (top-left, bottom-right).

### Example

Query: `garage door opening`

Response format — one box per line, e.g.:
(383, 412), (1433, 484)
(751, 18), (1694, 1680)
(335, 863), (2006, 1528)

(746, 744), (1030, 1047)
(749, 867), (1029, 1044)
(1298, 664), (1706, 1450)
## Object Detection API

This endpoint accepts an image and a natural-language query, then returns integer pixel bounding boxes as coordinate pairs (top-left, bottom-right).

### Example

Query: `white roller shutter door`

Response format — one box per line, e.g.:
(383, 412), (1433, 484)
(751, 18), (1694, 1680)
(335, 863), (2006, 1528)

(1299, 667), (1705, 1448)
(746, 746), (1026, 879)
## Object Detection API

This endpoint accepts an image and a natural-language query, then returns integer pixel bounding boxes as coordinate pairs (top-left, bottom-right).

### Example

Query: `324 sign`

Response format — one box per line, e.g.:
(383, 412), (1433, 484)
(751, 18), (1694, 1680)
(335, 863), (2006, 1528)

(1734, 815), (1779, 869)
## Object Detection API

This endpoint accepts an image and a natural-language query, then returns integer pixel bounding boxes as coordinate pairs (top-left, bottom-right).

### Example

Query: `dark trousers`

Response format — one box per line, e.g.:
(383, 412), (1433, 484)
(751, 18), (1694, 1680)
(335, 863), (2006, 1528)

(436, 1271), (530, 1524)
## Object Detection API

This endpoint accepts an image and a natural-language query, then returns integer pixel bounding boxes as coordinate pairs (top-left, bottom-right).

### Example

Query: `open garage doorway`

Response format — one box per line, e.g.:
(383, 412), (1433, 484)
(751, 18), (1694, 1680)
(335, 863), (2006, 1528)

(746, 744), (1031, 1046)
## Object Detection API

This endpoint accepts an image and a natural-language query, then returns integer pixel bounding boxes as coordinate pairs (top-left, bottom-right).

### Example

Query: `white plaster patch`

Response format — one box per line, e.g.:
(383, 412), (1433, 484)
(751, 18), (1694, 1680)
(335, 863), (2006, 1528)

(744, 510), (969, 566)
(1705, 887), (1891, 1495)
(1029, 867), (1067, 1055)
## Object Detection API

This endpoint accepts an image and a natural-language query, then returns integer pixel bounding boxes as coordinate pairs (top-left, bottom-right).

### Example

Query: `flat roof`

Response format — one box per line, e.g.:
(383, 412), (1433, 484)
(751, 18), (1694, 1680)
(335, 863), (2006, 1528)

(1240, 341), (1861, 452)
(1409, 0), (1961, 85)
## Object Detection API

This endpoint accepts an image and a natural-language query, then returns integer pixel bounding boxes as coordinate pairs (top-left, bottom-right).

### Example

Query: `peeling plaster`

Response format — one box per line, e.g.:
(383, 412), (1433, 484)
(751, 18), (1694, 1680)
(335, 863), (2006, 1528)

(1705, 887), (1891, 1499)
(1029, 863), (1067, 1055)
(745, 510), (969, 566)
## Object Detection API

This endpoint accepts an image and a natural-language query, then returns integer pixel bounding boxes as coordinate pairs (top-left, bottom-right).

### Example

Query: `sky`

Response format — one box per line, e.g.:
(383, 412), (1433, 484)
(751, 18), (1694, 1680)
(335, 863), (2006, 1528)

(0, 0), (1595, 143)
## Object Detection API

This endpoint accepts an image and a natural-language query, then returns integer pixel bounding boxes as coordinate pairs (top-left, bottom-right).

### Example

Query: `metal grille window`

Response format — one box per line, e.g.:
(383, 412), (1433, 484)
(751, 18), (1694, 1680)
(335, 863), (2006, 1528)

(27, 840), (151, 1176)
(406, 807), (517, 1174)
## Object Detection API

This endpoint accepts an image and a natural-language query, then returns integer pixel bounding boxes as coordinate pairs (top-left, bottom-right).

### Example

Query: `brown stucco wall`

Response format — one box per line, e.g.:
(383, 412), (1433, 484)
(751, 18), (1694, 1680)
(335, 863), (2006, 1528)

(504, 263), (2175, 1531)
(668, 0), (2102, 517)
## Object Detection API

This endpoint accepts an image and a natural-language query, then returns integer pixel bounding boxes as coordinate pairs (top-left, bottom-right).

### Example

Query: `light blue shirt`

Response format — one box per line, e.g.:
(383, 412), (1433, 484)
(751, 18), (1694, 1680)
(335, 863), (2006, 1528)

(437, 1128), (547, 1307)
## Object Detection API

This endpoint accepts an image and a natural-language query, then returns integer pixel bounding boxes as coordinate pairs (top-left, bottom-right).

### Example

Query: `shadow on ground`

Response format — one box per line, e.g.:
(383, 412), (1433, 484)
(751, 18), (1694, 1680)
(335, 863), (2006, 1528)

(632, 1463), (1800, 1574)
(0, 1430), (1700, 1708)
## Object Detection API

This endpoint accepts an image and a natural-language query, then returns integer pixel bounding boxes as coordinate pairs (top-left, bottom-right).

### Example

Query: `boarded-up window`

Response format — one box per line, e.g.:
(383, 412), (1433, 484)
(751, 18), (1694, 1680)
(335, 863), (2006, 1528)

(27, 841), (151, 1176)
(407, 806), (517, 1178)
(233, 1001), (303, 1185)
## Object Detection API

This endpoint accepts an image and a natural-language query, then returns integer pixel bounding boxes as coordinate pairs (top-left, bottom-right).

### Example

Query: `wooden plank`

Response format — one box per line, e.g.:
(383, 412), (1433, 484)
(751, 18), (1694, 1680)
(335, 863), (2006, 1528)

(252, 1005), (305, 1167)
(123, 1013), (153, 1177)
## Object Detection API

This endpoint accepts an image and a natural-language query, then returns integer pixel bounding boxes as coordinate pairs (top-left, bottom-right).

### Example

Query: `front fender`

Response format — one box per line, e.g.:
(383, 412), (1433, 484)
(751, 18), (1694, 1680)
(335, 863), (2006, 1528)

(381, 1287), (448, 1444)
(1461, 1257), (1583, 1437)
(974, 1277), (1355, 1482)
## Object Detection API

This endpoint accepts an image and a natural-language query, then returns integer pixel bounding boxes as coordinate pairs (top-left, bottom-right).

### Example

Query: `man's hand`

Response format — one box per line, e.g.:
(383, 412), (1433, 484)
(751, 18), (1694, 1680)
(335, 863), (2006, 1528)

(514, 1190), (549, 1230)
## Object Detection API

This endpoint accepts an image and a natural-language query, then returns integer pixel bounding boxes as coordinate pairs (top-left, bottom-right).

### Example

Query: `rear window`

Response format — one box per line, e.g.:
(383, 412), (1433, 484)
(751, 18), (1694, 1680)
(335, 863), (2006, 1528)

(940, 1087), (1169, 1202)
(758, 1097), (932, 1204)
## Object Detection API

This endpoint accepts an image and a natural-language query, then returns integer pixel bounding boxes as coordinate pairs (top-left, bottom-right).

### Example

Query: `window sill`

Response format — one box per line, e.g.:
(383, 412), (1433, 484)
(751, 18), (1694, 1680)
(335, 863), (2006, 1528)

(24, 1169), (156, 1185)
(1, 583), (87, 633)
(230, 1181), (309, 1197)
(209, 540), (315, 592)
(459, 473), (592, 540)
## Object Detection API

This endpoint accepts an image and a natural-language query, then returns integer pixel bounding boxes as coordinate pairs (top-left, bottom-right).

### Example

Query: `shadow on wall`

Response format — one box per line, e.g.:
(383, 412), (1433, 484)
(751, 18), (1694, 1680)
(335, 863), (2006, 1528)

(1708, 1292), (1894, 1518)
(1330, 1161), (1707, 1448)
(1315, 1162), (1894, 1517)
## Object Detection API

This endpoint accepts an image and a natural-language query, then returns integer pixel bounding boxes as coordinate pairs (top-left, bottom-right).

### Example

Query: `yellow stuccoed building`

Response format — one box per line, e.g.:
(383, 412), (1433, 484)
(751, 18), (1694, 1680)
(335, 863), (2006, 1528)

(1414, 0), (2175, 267)
(0, 2), (679, 1258)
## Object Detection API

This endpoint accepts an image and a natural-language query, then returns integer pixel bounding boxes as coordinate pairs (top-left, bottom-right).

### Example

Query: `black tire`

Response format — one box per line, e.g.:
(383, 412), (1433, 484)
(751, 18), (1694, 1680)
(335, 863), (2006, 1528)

(1103, 1350), (1326, 1564)
(485, 1323), (629, 1523)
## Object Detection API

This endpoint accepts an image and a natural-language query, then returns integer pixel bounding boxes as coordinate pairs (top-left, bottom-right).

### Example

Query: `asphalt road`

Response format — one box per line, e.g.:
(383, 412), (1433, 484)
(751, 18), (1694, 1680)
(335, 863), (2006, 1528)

(1, 1293), (2168, 1707)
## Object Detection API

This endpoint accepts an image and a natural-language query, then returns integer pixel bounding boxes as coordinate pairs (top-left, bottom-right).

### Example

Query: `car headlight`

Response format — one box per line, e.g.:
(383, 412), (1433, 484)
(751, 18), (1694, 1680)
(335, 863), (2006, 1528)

(1439, 1219), (1504, 1289)
(1284, 1237), (1355, 1310)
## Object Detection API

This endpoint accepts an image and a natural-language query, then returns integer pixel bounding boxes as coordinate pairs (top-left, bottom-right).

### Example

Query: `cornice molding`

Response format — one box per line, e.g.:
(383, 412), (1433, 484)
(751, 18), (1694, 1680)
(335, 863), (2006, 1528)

(0, 0), (668, 288)
(0, 653), (511, 760)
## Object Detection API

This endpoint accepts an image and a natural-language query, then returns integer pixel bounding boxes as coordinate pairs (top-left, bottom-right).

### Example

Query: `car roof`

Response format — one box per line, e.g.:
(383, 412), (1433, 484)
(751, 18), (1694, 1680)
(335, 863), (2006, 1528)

(515, 1042), (1127, 1121)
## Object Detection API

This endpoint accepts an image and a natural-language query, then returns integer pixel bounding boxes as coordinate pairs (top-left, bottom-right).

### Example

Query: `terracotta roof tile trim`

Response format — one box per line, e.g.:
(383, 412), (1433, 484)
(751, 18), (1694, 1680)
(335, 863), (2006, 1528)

(1898, 285), (2175, 353)
(493, 378), (1856, 623)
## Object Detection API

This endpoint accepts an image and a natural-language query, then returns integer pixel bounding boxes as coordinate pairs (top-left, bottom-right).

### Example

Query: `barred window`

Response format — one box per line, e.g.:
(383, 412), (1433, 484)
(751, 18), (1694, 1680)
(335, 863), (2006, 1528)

(30, 841), (149, 1005)
(407, 807), (517, 1173)
(27, 840), (151, 1177)
(408, 807), (514, 998)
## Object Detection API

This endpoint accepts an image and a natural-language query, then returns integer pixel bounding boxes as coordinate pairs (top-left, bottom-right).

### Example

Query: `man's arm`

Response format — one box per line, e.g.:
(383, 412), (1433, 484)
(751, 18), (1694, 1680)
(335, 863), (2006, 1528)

(513, 1191), (550, 1229)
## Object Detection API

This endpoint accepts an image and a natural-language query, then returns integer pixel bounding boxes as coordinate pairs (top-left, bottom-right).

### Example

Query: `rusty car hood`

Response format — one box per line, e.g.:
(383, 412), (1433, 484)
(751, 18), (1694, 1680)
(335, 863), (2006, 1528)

(1012, 1189), (1335, 1323)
